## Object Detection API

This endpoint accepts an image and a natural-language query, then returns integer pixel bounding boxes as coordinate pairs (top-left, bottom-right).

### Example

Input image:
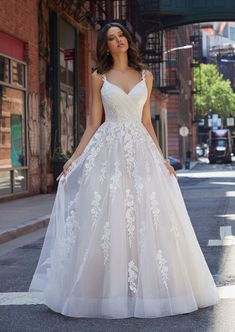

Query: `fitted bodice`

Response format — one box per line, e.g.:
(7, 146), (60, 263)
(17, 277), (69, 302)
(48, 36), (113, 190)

(100, 70), (148, 123)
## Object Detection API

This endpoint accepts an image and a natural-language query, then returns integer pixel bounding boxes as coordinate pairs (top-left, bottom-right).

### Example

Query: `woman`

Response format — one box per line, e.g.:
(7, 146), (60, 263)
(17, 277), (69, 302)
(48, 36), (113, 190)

(29, 22), (219, 318)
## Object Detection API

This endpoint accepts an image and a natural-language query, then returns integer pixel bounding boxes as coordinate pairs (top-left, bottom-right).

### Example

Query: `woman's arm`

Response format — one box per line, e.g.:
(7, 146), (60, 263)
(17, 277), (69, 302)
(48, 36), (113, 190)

(141, 71), (176, 177)
(62, 71), (104, 176)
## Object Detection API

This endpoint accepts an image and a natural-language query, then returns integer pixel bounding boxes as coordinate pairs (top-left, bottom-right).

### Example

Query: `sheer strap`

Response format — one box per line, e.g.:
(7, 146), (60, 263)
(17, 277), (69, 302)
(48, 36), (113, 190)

(101, 73), (106, 81)
(142, 69), (147, 80)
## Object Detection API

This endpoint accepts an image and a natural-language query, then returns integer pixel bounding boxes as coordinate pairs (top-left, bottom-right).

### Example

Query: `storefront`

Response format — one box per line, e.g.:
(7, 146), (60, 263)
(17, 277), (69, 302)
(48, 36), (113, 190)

(0, 34), (28, 196)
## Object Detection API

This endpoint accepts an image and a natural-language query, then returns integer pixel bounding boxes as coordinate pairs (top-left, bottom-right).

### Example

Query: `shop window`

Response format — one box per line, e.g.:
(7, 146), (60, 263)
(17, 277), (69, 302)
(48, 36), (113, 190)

(0, 56), (10, 83)
(0, 55), (27, 196)
(11, 61), (25, 88)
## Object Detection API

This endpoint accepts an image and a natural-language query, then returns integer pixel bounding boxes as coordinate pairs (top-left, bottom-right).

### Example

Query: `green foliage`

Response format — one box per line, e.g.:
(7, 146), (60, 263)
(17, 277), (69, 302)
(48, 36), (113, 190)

(193, 63), (235, 117)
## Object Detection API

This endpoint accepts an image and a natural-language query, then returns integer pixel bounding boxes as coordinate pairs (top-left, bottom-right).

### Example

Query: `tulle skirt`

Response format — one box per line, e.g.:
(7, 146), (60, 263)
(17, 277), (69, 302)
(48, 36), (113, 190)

(29, 121), (219, 318)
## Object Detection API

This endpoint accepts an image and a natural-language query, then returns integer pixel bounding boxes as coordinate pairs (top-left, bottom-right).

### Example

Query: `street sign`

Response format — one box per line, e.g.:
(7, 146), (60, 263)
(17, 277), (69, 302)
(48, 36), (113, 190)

(179, 126), (189, 137)
(64, 49), (74, 61)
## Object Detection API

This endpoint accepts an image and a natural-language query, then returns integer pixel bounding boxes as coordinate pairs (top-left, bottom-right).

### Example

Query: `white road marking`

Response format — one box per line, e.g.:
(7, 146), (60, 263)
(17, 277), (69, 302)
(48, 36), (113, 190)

(0, 286), (234, 305)
(208, 226), (235, 246)
(218, 285), (235, 299)
(0, 292), (44, 305)
(216, 214), (235, 221)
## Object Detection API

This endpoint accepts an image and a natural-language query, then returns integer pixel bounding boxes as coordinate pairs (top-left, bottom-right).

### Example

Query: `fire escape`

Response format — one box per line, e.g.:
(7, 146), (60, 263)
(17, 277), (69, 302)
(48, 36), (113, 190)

(48, 0), (179, 93)
(88, 0), (142, 41)
(138, 0), (180, 93)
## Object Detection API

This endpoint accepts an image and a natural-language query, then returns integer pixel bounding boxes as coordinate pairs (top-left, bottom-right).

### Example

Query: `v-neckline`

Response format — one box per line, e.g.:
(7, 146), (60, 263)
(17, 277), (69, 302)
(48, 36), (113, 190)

(104, 78), (145, 96)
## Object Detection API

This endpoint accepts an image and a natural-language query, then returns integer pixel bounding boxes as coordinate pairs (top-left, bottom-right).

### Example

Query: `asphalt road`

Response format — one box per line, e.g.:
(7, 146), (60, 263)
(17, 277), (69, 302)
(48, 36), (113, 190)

(0, 161), (235, 332)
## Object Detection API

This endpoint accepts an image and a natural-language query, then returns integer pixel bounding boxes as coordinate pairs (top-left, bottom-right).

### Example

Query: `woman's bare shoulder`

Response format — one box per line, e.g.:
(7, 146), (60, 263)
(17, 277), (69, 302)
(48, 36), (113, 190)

(91, 70), (103, 87)
(144, 69), (153, 80)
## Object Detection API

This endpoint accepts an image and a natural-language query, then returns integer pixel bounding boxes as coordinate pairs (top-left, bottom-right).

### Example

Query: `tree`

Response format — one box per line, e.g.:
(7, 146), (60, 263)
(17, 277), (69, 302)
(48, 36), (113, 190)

(193, 63), (235, 118)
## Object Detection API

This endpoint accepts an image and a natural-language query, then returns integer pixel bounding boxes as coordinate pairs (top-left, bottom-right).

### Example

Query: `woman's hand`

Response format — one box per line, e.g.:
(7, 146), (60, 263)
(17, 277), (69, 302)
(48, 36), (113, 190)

(163, 159), (177, 178)
(56, 159), (73, 181)
(63, 159), (73, 175)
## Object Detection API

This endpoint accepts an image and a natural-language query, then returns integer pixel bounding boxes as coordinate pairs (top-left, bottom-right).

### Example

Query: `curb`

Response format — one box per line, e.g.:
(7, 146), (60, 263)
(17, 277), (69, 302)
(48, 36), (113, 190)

(0, 215), (50, 244)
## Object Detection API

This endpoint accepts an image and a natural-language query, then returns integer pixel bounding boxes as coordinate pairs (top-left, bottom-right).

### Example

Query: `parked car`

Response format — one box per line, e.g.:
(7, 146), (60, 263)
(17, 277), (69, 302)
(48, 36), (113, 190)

(167, 156), (183, 170)
(208, 129), (232, 164)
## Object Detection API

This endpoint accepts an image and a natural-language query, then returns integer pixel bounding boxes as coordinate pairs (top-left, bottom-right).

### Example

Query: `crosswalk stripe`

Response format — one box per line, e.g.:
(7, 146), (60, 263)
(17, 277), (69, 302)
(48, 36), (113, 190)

(208, 226), (235, 246)
(0, 292), (44, 305)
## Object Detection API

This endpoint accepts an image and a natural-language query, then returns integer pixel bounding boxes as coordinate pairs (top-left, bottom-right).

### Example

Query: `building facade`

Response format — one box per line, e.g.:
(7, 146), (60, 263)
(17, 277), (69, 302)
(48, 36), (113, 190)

(0, 0), (97, 200)
(163, 25), (196, 162)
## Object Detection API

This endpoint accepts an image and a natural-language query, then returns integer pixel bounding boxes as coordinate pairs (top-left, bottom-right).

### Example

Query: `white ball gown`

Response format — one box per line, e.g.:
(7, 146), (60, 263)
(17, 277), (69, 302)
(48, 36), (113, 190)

(29, 70), (219, 318)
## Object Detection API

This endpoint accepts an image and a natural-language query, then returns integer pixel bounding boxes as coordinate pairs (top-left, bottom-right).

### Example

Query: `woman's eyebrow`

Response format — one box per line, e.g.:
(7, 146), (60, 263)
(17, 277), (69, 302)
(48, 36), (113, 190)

(107, 31), (122, 37)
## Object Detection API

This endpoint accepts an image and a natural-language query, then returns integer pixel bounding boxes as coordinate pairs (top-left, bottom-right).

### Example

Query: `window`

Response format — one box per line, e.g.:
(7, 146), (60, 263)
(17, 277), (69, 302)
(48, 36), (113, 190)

(0, 54), (27, 196)
(0, 56), (9, 83)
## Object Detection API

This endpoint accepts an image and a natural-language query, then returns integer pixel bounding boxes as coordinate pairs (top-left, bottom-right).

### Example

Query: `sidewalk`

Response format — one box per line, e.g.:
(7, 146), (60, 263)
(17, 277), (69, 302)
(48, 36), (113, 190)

(0, 194), (55, 244)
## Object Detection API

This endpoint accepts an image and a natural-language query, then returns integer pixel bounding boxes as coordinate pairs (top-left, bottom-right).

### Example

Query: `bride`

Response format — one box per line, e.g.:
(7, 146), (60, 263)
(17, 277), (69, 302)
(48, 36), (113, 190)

(29, 22), (219, 318)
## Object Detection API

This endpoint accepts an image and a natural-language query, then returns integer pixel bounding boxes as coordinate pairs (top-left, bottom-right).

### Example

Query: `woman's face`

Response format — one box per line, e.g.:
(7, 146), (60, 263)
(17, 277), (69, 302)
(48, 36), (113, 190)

(106, 26), (129, 55)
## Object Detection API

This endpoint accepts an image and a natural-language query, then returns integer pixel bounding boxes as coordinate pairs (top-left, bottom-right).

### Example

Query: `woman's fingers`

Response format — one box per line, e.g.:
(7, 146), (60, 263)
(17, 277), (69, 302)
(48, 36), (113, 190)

(56, 172), (64, 181)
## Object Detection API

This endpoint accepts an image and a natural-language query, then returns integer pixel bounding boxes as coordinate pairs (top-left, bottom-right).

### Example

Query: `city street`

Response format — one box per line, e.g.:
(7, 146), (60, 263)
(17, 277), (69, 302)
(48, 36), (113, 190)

(0, 161), (235, 332)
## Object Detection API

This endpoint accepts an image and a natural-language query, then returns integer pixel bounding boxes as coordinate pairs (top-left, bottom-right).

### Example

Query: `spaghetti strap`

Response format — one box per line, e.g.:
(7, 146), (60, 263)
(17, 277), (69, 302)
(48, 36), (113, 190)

(101, 73), (106, 81)
(142, 69), (147, 80)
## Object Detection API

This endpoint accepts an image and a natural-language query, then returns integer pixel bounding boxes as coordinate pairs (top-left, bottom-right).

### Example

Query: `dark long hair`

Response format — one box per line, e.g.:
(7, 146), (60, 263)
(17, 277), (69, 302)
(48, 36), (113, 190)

(96, 22), (147, 74)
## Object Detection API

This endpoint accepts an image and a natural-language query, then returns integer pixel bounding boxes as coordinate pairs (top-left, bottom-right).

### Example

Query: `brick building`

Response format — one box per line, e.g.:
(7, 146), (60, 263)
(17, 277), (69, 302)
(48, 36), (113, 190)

(0, 0), (97, 200)
(164, 25), (196, 162)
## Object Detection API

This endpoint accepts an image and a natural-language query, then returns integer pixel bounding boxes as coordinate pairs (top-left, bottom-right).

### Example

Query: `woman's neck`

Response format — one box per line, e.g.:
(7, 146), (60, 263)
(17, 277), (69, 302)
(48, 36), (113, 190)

(111, 53), (129, 72)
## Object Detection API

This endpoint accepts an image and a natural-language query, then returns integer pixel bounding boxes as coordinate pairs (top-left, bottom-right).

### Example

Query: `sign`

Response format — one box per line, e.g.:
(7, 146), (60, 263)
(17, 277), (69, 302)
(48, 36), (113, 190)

(64, 49), (74, 61)
(179, 126), (189, 137)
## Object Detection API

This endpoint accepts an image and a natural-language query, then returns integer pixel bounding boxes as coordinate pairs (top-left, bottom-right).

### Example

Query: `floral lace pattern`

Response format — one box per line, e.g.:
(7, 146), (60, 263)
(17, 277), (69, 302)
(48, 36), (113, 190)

(139, 221), (146, 253)
(125, 189), (135, 248)
(84, 132), (104, 183)
(101, 221), (111, 265)
(123, 131), (135, 176)
(110, 161), (122, 202)
(150, 192), (160, 230)
(128, 260), (138, 294)
(133, 165), (144, 202)
(156, 250), (169, 290)
(99, 161), (107, 184)
(91, 192), (102, 229)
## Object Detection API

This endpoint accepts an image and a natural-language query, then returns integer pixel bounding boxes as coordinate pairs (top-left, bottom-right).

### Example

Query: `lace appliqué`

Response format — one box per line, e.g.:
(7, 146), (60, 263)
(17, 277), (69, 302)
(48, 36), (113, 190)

(101, 221), (111, 265)
(139, 221), (146, 253)
(110, 161), (122, 202)
(156, 250), (169, 290)
(123, 132), (135, 176)
(84, 131), (104, 183)
(133, 164), (144, 202)
(128, 260), (138, 294)
(91, 192), (102, 229)
(150, 192), (160, 230)
(125, 189), (135, 248)
(99, 161), (107, 183)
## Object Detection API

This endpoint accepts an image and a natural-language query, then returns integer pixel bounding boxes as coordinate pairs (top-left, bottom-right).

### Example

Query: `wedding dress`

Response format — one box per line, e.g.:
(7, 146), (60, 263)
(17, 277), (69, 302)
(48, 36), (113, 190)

(29, 70), (219, 318)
